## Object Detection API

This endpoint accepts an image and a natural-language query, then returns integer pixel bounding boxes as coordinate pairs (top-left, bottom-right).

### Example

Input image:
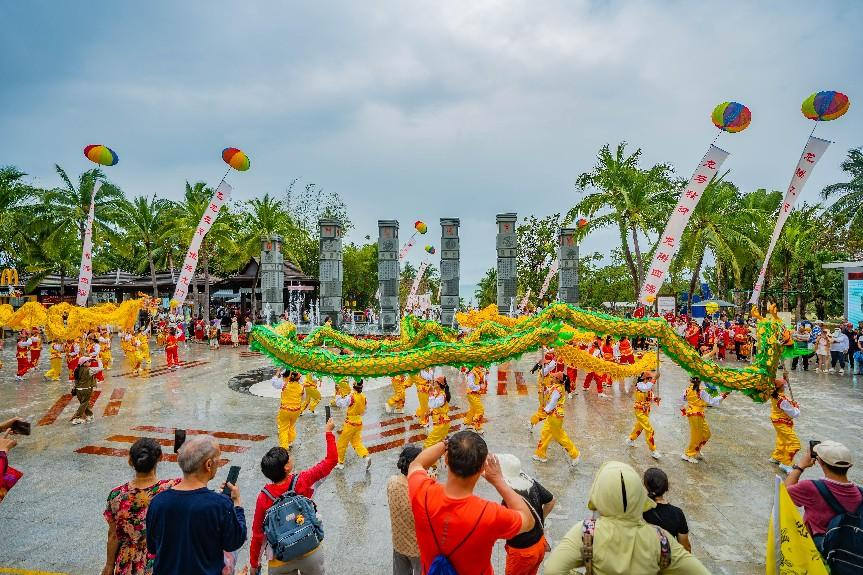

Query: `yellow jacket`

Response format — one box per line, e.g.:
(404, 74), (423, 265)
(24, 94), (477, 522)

(280, 381), (304, 411)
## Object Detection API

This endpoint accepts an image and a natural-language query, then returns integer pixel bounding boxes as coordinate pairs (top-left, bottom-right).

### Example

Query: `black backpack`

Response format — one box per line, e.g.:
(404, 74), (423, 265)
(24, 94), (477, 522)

(812, 479), (863, 574)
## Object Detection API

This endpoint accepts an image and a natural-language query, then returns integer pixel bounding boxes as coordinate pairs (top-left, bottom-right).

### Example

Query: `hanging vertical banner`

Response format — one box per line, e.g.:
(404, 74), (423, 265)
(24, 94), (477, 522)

(518, 288), (532, 312)
(76, 181), (100, 306)
(537, 261), (559, 300)
(406, 261), (430, 309)
(172, 182), (232, 304)
(638, 145), (729, 304)
(749, 136), (830, 304)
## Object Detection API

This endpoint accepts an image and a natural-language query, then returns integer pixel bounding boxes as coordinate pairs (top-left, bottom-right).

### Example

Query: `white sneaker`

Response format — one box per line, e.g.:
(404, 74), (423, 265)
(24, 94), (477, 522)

(334, 463), (344, 470)
(696, 453), (705, 461)
(568, 456), (580, 468)
(828, 368), (835, 374)
(364, 457), (372, 472)
(624, 438), (636, 447)
(839, 369), (845, 376)
(597, 393), (610, 399)
(71, 418), (84, 425)
(778, 464), (793, 474)
(768, 457), (780, 464)
(681, 455), (699, 464)
(384, 404), (393, 414)
(14, 375), (23, 380)
(532, 455), (548, 463)
(650, 451), (663, 460)
(86, 416), (94, 423)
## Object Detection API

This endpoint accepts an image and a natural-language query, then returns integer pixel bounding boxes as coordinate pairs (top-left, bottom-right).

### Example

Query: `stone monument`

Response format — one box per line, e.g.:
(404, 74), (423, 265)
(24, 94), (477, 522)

(496, 213), (518, 314)
(260, 234), (285, 317)
(440, 218), (460, 326)
(558, 227), (579, 304)
(318, 219), (344, 326)
(377, 220), (400, 330)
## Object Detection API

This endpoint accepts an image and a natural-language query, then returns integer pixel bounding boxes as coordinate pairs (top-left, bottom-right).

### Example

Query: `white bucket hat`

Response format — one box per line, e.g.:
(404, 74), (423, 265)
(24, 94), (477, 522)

(498, 453), (534, 491)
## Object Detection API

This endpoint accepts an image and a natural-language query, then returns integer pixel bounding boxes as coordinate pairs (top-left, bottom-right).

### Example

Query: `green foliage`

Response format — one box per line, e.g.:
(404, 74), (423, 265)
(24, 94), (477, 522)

(342, 242), (378, 309)
(516, 214), (560, 306)
(475, 267), (497, 308)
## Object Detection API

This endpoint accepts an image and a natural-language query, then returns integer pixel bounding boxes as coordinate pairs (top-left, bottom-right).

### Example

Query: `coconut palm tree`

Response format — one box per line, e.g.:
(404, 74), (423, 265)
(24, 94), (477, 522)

(772, 203), (822, 314)
(169, 181), (236, 323)
(236, 193), (302, 319)
(0, 166), (36, 267)
(568, 142), (677, 297)
(116, 195), (176, 295)
(822, 147), (863, 248)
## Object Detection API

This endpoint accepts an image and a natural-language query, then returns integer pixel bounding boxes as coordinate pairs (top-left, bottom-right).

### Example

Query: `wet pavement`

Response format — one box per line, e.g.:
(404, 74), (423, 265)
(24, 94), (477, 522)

(1, 340), (862, 574)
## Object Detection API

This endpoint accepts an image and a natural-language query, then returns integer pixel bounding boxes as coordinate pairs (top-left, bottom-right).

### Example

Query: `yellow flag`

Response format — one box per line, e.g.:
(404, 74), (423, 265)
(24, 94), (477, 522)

(766, 476), (828, 574)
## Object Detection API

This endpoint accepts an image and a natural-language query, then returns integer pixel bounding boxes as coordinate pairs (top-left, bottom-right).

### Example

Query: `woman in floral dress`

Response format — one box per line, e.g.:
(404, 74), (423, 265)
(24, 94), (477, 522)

(102, 438), (180, 575)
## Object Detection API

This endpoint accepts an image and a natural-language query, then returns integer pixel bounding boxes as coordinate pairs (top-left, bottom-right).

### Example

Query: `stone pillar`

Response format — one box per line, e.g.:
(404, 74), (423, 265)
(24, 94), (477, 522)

(440, 218), (460, 326)
(377, 220), (400, 330)
(496, 213), (518, 314)
(558, 227), (579, 304)
(260, 234), (285, 317)
(318, 219), (344, 326)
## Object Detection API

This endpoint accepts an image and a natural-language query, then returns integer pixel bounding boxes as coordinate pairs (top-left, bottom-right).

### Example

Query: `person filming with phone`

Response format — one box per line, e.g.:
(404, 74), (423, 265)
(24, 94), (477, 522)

(146, 435), (247, 575)
(0, 417), (28, 504)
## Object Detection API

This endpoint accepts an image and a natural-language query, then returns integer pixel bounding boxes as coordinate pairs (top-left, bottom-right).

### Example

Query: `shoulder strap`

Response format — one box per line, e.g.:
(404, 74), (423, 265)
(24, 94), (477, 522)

(261, 486), (277, 502)
(519, 493), (544, 534)
(654, 527), (672, 569)
(288, 474), (300, 494)
(449, 502), (489, 558)
(813, 480), (847, 515)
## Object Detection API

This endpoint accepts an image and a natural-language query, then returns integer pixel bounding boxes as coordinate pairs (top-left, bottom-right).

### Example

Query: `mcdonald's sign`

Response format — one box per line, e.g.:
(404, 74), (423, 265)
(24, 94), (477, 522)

(0, 268), (19, 286)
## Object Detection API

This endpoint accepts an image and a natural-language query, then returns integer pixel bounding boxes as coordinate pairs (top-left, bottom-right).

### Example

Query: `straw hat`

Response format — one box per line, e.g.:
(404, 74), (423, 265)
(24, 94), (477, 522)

(498, 453), (534, 491)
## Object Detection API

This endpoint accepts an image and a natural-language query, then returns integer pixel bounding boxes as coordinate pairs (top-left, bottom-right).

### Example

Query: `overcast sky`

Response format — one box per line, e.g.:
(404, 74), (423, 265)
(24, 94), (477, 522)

(2, 1), (860, 292)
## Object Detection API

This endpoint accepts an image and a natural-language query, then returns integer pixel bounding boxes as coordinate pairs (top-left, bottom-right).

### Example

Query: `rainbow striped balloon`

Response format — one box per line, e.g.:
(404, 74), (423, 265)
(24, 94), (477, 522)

(83, 145), (118, 166)
(222, 147), (251, 171)
(802, 91), (850, 121)
(425, 245), (436, 254)
(414, 221), (427, 234)
(711, 102), (751, 133)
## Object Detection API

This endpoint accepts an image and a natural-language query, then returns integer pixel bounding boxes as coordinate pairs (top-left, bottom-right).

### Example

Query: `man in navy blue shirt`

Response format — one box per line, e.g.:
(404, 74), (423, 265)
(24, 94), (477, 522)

(146, 435), (247, 575)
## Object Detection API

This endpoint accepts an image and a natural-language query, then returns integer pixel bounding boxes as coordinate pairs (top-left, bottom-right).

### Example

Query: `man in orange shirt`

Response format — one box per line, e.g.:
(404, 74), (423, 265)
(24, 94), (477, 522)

(408, 430), (534, 575)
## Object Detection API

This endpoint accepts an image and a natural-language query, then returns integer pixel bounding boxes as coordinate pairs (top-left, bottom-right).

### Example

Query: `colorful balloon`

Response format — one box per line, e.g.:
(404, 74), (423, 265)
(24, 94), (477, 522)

(711, 102), (751, 133)
(83, 145), (118, 166)
(802, 91), (850, 121)
(222, 147), (251, 171)
(576, 218), (588, 229)
(425, 245), (436, 254)
(414, 221), (427, 234)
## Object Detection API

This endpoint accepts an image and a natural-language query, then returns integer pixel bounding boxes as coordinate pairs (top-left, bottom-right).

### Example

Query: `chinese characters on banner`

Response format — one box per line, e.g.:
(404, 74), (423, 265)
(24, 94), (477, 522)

(172, 182), (232, 305)
(398, 238), (416, 261)
(406, 261), (429, 310)
(749, 136), (830, 304)
(76, 181), (100, 306)
(638, 145), (729, 304)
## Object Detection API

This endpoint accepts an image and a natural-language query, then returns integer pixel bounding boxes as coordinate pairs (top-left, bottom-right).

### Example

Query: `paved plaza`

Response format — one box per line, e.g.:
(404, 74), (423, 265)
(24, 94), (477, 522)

(1, 339), (862, 574)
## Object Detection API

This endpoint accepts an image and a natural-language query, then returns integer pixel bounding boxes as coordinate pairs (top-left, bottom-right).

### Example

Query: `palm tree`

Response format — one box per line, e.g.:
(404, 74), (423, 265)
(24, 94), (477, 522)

(822, 147), (863, 249)
(236, 193), (301, 319)
(568, 143), (677, 297)
(116, 195), (176, 295)
(677, 174), (766, 308)
(170, 181), (236, 323)
(0, 166), (36, 267)
(20, 225), (80, 296)
(772, 204), (822, 315)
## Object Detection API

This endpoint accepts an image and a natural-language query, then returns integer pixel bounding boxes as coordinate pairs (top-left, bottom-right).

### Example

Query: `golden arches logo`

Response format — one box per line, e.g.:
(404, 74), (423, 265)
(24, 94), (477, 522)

(0, 268), (18, 286)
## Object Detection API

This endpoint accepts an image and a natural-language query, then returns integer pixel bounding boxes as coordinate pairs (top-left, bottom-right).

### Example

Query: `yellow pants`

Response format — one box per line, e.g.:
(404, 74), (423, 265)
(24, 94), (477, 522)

(277, 409), (300, 448)
(100, 351), (112, 370)
(302, 387), (322, 414)
(424, 422), (451, 448)
(466, 394), (485, 430)
(628, 410), (656, 451)
(415, 391), (429, 424)
(387, 382), (407, 411)
(45, 357), (63, 381)
(530, 409), (548, 426)
(685, 416), (711, 457)
(535, 416), (579, 459)
(771, 422), (801, 465)
(337, 423), (368, 463)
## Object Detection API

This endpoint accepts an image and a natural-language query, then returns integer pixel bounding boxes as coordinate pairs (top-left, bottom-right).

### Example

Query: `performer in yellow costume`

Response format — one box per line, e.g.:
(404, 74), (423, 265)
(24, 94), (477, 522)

(98, 328), (112, 370)
(533, 370), (580, 468)
(768, 375), (801, 474)
(136, 327), (152, 371)
(680, 376), (727, 463)
(424, 369), (452, 448)
(44, 340), (66, 381)
(464, 366), (486, 434)
(335, 379), (371, 471)
(300, 373), (322, 415)
(414, 368), (434, 426)
(529, 353), (556, 433)
(276, 371), (304, 448)
(625, 371), (662, 459)
(119, 331), (135, 371)
(29, 327), (43, 369)
(385, 374), (409, 414)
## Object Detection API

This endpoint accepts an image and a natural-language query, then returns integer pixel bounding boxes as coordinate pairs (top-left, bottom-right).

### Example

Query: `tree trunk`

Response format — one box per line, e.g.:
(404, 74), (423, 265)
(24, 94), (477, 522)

(782, 260), (791, 312)
(60, 265), (66, 302)
(630, 224), (644, 289)
(251, 261), (261, 321)
(795, 265), (806, 319)
(688, 249), (705, 313)
(147, 245), (158, 297)
(191, 277), (198, 318)
(618, 225), (639, 299)
(202, 240), (211, 324)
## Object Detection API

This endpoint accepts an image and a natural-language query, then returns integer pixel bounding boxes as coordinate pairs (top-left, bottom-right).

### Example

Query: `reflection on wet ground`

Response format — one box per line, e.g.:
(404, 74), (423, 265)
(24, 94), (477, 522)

(1, 340), (861, 574)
